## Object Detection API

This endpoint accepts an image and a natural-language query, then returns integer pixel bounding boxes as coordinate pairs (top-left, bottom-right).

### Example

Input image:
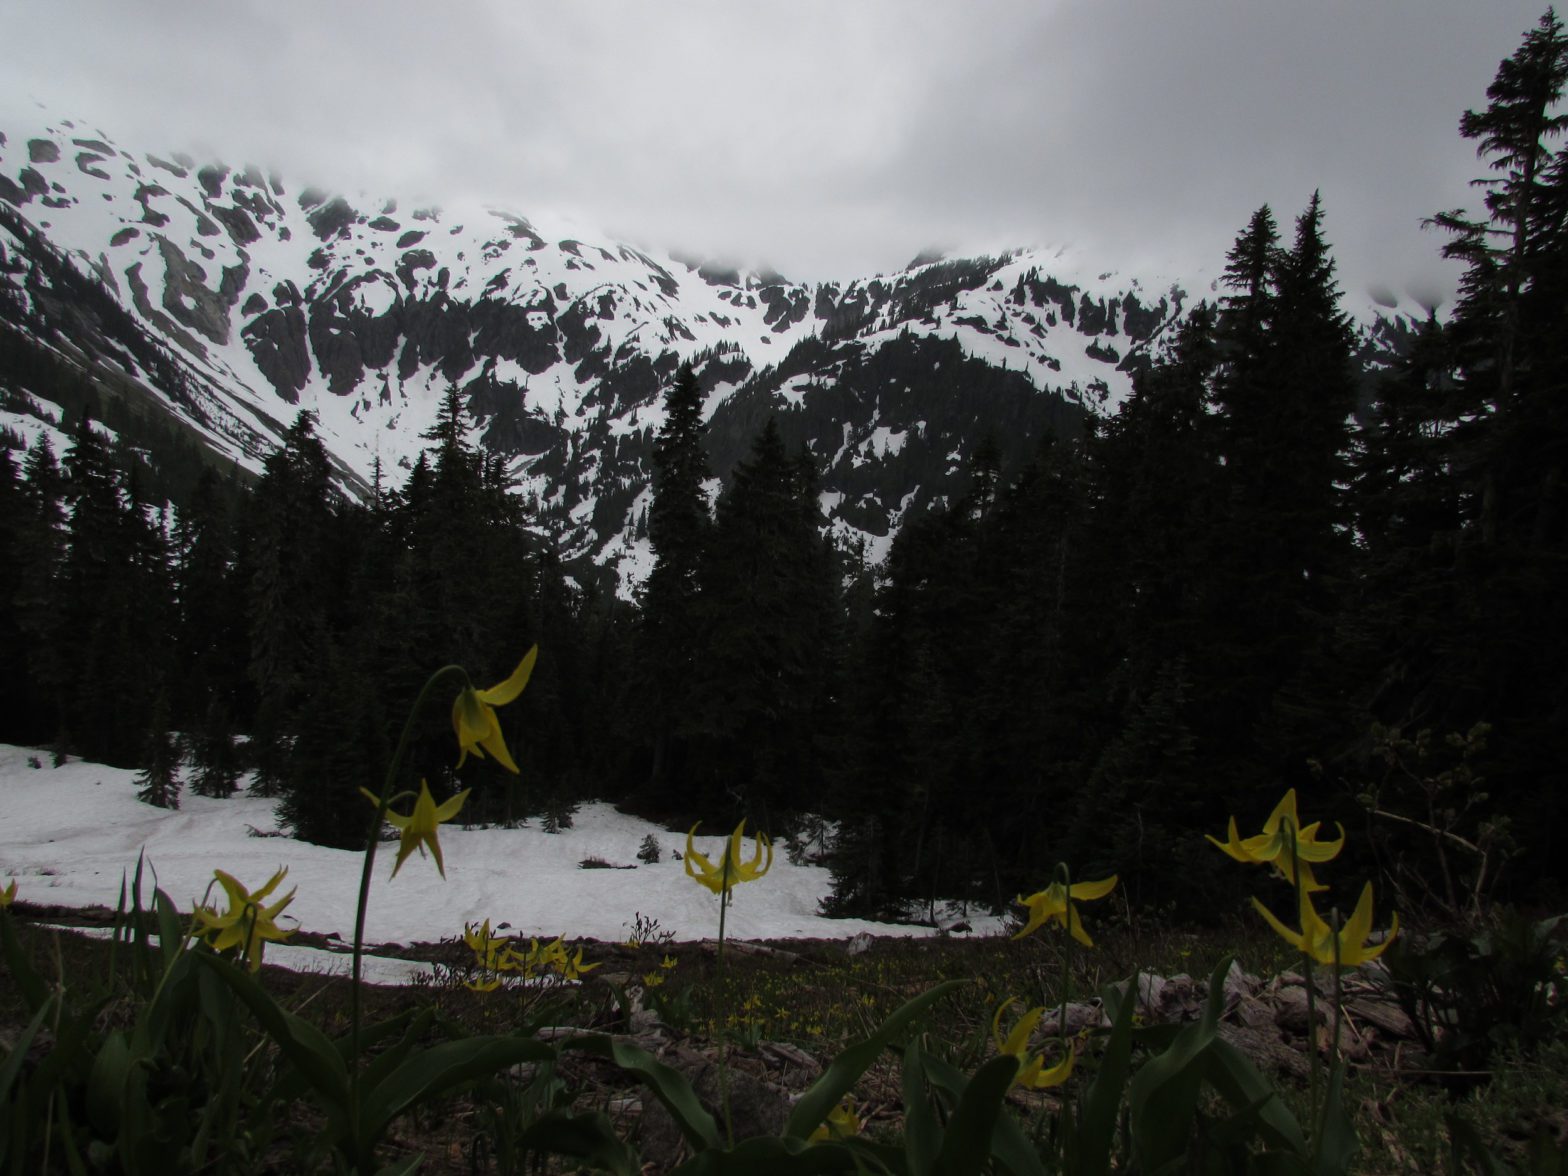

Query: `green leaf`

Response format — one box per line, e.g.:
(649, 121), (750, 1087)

(1076, 972), (1138, 1176)
(85, 1029), (133, 1137)
(0, 909), (51, 1013)
(514, 1110), (642, 1176)
(931, 1055), (1023, 1176)
(193, 951), (350, 1115)
(358, 1008), (435, 1093)
(1201, 1038), (1308, 1156)
(1311, 1061), (1355, 1176)
(902, 1040), (941, 1176)
(563, 1033), (720, 1153)
(153, 887), (185, 976)
(0, 996), (53, 1108)
(1127, 955), (1232, 1170)
(919, 1050), (1043, 1176)
(786, 978), (969, 1142)
(360, 1035), (557, 1148)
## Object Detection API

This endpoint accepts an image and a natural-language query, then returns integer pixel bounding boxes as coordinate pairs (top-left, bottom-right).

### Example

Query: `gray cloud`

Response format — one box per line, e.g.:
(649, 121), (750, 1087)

(3, 0), (1555, 304)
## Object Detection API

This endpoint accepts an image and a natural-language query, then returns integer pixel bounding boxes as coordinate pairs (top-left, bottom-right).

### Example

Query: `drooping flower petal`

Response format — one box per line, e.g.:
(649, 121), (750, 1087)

(192, 867), (295, 972)
(1013, 874), (1116, 945)
(476, 646), (538, 708)
(370, 780), (469, 878)
(684, 821), (771, 897)
(1210, 789), (1344, 884)
(1252, 882), (1398, 968)
(451, 646), (537, 772)
(991, 998), (1075, 1089)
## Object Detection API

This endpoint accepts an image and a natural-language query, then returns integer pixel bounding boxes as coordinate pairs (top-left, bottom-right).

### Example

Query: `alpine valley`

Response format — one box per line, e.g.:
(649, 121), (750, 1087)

(0, 106), (1418, 592)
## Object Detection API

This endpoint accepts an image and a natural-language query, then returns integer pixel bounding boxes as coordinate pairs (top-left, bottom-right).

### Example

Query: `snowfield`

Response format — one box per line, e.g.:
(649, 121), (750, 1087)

(0, 744), (998, 983)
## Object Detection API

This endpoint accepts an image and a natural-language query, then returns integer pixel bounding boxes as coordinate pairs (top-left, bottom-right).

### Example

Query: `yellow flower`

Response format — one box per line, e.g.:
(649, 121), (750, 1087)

(809, 1096), (863, 1142)
(559, 944), (600, 981)
(642, 970), (666, 988)
(1252, 881), (1399, 968)
(1013, 875), (1117, 945)
(992, 999), (1075, 1089)
(363, 779), (469, 878)
(660, 954), (678, 970)
(0, 879), (16, 908)
(452, 646), (538, 772)
(463, 919), (515, 972)
(1207, 790), (1343, 891)
(684, 820), (772, 897)
(192, 867), (295, 972)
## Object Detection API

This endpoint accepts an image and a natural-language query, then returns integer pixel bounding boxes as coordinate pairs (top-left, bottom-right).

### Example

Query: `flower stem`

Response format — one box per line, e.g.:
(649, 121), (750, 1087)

(718, 841), (734, 1146)
(348, 663), (468, 1157)
(1289, 821), (1320, 1131)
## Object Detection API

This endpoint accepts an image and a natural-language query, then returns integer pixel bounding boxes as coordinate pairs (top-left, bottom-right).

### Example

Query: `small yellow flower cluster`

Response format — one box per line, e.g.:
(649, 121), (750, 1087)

(641, 954), (679, 988)
(461, 919), (600, 992)
(1212, 789), (1397, 968)
(192, 867), (296, 973)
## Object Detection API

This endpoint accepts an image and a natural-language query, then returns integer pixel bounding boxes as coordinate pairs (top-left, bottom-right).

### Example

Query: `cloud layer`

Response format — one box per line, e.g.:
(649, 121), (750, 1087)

(3, 1), (1554, 305)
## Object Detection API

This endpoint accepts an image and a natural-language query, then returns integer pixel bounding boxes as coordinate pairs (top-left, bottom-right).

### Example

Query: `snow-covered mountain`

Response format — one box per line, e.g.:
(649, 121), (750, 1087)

(0, 106), (1415, 591)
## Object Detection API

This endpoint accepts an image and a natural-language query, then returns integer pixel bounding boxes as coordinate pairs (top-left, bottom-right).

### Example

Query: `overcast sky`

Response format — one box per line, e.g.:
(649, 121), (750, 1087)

(2, 2), (1556, 308)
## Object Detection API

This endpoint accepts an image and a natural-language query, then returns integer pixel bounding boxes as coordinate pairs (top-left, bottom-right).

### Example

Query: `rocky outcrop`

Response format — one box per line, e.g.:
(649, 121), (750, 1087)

(156, 236), (241, 346)
(243, 305), (310, 402)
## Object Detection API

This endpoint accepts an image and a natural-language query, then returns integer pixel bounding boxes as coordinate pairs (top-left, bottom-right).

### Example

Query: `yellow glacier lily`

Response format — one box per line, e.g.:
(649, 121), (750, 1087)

(0, 879), (16, 908)
(463, 919), (516, 972)
(363, 779), (469, 878)
(453, 645), (538, 772)
(192, 867), (295, 972)
(1252, 881), (1399, 968)
(1013, 874), (1117, 946)
(809, 1096), (863, 1142)
(992, 998), (1075, 1089)
(685, 820), (772, 897)
(1207, 789), (1343, 891)
(559, 944), (600, 981)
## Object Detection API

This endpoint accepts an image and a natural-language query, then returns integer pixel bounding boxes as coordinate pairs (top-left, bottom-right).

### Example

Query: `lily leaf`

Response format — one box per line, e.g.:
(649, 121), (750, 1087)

(562, 1033), (720, 1152)
(361, 1035), (557, 1147)
(786, 978), (968, 1141)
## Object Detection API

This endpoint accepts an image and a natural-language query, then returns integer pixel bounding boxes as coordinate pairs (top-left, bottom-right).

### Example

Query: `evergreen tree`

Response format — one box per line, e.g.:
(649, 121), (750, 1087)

(692, 419), (840, 818)
(9, 436), (67, 743)
(58, 414), (167, 765)
(135, 691), (180, 809)
(243, 411), (336, 793)
(1200, 199), (1357, 793)
(636, 363), (712, 798)
(1402, 8), (1568, 874)
(172, 468), (246, 738)
(281, 639), (386, 849)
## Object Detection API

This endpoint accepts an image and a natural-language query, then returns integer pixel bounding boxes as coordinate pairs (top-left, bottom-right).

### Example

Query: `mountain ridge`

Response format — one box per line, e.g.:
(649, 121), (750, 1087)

(0, 105), (1416, 591)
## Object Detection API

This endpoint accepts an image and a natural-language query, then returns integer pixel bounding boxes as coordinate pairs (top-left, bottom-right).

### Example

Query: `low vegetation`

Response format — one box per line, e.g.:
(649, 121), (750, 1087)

(3, 644), (1566, 1173)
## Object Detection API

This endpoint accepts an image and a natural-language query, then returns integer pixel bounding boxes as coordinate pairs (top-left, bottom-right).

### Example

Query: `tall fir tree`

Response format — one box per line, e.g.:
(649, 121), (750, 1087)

(691, 419), (840, 819)
(9, 436), (67, 743)
(635, 362), (712, 800)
